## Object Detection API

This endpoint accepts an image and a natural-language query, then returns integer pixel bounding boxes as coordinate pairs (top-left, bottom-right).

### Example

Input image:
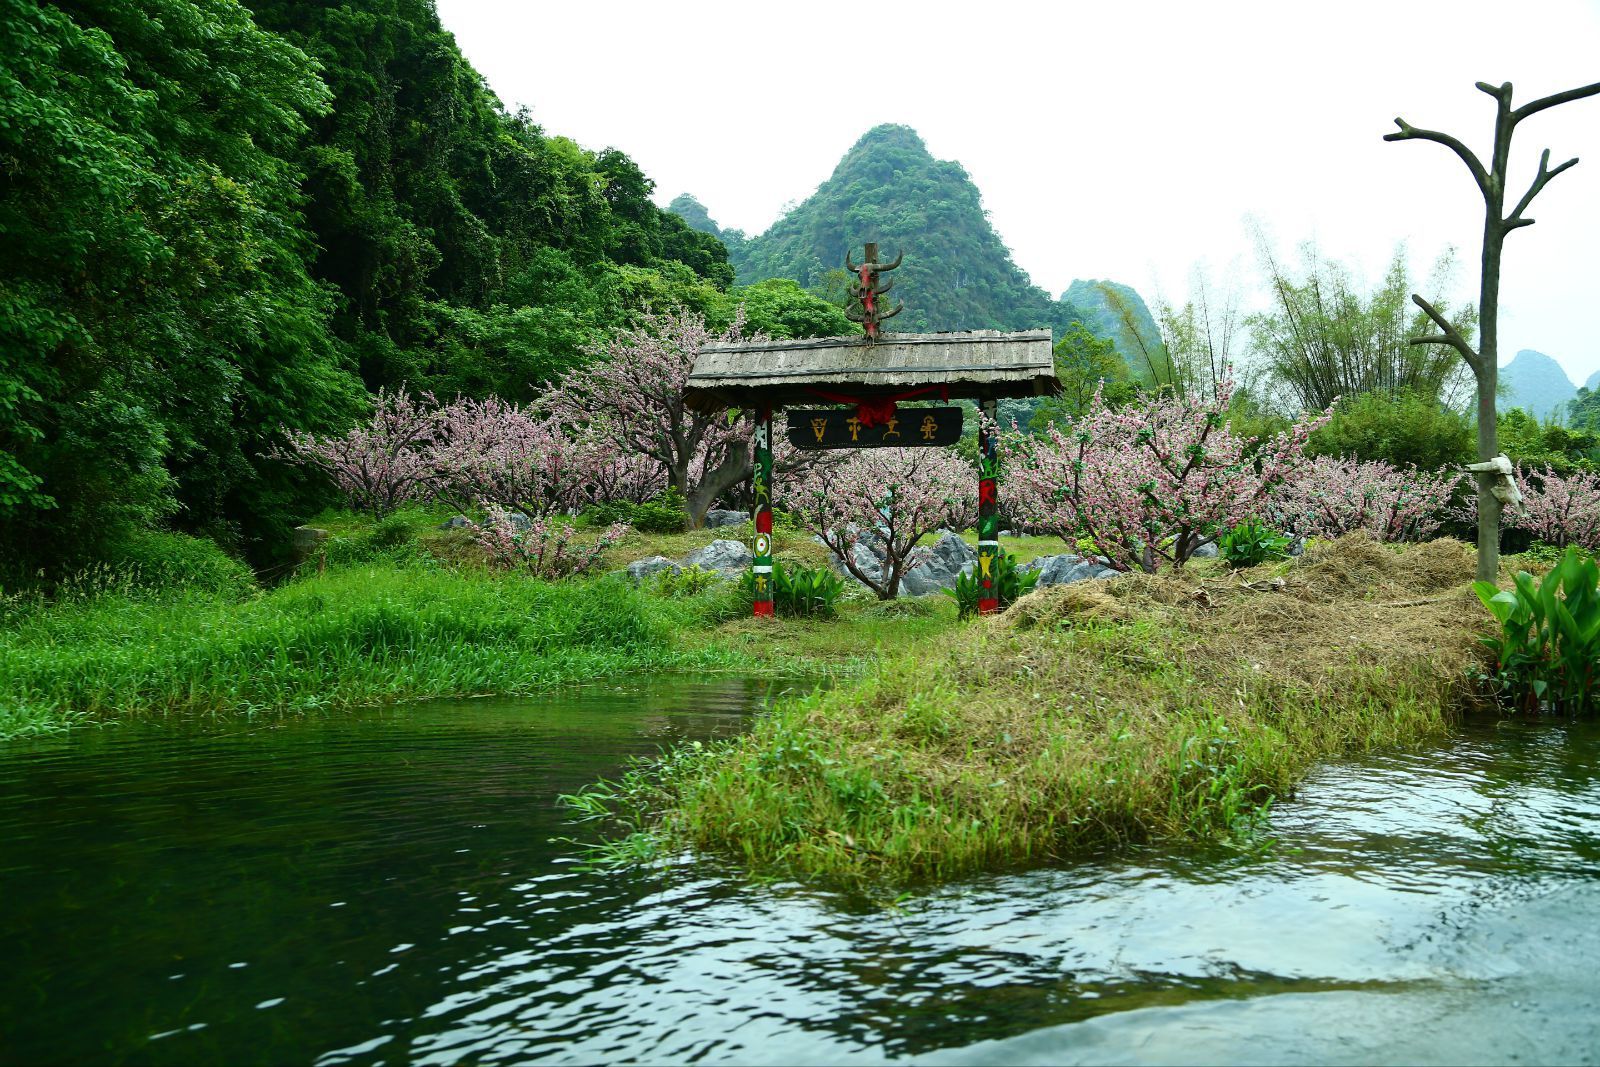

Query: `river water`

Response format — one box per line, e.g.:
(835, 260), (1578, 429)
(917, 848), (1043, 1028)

(2, 678), (1598, 1065)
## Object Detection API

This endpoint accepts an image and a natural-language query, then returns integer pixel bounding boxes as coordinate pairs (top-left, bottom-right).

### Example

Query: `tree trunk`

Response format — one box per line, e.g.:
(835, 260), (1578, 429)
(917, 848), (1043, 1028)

(686, 451), (752, 528)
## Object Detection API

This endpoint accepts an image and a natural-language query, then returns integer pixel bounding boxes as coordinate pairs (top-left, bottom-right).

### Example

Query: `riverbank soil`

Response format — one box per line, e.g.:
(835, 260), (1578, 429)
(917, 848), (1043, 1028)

(612, 535), (1497, 885)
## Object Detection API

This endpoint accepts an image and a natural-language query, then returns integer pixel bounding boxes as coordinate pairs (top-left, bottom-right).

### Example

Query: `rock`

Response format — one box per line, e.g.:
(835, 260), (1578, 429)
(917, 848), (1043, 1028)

(831, 532), (971, 597)
(624, 556), (678, 583)
(1023, 553), (1118, 587)
(291, 526), (329, 568)
(704, 509), (747, 529)
(899, 532), (975, 596)
(439, 512), (530, 531)
(683, 539), (752, 577)
(1192, 541), (1219, 559)
(834, 539), (885, 585)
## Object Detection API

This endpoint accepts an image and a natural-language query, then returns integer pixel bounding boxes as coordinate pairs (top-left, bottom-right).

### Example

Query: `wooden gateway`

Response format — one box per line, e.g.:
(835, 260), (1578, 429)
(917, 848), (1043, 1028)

(683, 247), (1060, 617)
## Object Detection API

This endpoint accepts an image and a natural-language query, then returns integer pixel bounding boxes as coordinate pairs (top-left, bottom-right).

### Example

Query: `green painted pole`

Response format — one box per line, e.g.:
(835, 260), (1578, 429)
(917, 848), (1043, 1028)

(752, 407), (774, 618)
(978, 397), (999, 614)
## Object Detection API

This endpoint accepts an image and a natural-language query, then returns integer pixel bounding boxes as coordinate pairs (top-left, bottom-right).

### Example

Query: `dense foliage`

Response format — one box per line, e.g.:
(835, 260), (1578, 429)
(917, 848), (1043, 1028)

(2, 0), (837, 576)
(1, 0), (365, 571)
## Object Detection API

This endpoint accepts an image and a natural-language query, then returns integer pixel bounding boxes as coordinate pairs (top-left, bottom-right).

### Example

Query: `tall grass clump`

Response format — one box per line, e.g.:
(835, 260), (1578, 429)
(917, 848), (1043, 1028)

(0, 562), (726, 739)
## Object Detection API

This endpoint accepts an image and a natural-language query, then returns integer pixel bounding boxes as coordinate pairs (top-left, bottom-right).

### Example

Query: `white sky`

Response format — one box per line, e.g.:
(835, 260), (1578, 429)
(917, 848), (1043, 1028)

(436, 0), (1600, 386)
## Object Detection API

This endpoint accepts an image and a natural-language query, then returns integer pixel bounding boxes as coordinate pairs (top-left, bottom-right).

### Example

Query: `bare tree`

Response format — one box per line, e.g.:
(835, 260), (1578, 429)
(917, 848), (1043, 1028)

(1386, 78), (1600, 581)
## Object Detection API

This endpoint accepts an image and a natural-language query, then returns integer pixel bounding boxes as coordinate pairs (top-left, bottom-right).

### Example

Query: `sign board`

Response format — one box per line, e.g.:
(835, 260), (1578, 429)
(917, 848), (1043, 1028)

(785, 406), (963, 451)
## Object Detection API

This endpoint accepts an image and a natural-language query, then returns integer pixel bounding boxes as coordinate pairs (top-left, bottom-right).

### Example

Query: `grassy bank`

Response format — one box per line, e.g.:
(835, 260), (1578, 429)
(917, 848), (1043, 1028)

(0, 508), (961, 740)
(574, 536), (1495, 887)
(0, 562), (747, 740)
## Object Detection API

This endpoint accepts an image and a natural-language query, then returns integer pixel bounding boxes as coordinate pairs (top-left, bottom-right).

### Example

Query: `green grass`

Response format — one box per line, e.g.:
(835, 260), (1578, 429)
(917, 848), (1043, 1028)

(0, 561), (741, 740)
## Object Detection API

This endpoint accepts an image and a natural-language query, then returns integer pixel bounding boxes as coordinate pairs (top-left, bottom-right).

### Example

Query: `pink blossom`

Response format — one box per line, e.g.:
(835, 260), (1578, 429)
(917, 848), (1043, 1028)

(1461, 464), (1600, 551)
(469, 505), (628, 580)
(1006, 379), (1332, 571)
(279, 388), (442, 515)
(783, 447), (977, 599)
(1274, 455), (1463, 542)
(537, 308), (822, 525)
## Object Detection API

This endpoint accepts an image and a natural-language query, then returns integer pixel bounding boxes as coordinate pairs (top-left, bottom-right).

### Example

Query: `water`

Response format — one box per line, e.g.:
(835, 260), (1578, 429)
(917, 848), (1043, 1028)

(3, 680), (1599, 1065)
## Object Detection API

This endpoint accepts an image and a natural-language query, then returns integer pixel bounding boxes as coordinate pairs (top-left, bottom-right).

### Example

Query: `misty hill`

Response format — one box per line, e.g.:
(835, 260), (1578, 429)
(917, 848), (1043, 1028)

(1060, 280), (1163, 374)
(684, 125), (1086, 336)
(1588, 369), (1600, 391)
(1501, 349), (1577, 421)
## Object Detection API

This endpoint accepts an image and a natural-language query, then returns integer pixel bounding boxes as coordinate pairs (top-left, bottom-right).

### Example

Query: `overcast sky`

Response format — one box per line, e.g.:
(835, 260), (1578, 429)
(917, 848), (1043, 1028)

(436, 0), (1600, 385)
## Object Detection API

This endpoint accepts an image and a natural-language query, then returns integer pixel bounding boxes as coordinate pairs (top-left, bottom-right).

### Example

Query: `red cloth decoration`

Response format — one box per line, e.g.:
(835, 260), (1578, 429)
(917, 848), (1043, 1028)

(804, 384), (951, 429)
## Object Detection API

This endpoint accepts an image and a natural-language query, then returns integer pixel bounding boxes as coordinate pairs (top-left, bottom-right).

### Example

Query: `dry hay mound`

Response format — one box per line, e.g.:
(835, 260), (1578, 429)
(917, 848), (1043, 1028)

(1281, 532), (1475, 602)
(1001, 533), (1490, 703)
(1002, 580), (1135, 630)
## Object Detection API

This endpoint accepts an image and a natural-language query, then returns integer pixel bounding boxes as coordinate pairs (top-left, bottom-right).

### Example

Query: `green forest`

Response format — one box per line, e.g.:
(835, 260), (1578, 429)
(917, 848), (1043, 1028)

(0, 0), (847, 576)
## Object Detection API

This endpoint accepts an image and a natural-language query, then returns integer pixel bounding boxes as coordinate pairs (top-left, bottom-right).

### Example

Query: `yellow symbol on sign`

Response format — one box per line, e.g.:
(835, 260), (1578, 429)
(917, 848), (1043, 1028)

(755, 575), (768, 594)
(881, 416), (901, 440)
(979, 552), (993, 579)
(811, 417), (828, 443)
(845, 416), (863, 442)
(920, 414), (939, 440)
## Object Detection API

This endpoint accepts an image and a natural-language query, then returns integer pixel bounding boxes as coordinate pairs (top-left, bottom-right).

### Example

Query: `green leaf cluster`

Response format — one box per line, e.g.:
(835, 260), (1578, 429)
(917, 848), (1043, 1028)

(1218, 519), (1292, 569)
(945, 549), (1039, 620)
(738, 561), (845, 618)
(1473, 548), (1600, 715)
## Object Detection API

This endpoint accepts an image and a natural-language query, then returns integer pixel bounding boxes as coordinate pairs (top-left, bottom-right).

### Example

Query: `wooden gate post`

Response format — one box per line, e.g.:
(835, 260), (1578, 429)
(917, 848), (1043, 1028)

(752, 406), (775, 618)
(977, 397), (1000, 614)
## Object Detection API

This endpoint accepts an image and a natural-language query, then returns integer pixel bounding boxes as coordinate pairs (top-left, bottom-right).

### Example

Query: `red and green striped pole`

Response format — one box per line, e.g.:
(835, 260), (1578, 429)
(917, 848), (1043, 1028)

(752, 406), (775, 618)
(977, 397), (1000, 614)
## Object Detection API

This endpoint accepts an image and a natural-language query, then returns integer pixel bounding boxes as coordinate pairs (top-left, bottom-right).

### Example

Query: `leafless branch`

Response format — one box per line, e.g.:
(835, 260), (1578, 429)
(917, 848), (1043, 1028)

(1409, 294), (1480, 371)
(1384, 118), (1490, 197)
(1513, 80), (1600, 123)
(1505, 147), (1580, 228)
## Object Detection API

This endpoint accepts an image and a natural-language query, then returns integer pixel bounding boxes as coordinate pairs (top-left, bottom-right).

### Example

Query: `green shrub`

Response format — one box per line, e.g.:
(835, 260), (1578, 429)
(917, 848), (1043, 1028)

(1473, 547), (1600, 714)
(1308, 389), (1475, 471)
(1218, 518), (1292, 568)
(580, 489), (687, 534)
(655, 564), (721, 597)
(737, 561), (845, 618)
(945, 549), (1038, 620)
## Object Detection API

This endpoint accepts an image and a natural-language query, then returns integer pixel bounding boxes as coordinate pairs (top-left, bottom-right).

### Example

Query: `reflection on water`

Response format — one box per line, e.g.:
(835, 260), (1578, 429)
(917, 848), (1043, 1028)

(2, 683), (1599, 1065)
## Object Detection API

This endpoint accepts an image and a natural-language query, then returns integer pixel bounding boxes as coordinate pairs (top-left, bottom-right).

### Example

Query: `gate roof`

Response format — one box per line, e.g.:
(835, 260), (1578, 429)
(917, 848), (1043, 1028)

(683, 329), (1058, 414)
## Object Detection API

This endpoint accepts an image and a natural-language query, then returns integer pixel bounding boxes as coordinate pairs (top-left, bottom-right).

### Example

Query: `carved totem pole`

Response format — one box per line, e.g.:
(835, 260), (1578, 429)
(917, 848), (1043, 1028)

(844, 242), (903, 341)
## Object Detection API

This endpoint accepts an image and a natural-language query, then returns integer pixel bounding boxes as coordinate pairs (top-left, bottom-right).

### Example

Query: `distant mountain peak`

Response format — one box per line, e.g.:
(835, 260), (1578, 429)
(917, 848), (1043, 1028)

(713, 124), (1077, 334)
(1501, 348), (1577, 421)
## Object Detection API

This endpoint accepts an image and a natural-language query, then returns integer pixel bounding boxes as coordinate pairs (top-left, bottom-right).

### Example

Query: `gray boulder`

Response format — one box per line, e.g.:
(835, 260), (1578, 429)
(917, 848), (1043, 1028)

(905, 532), (979, 593)
(683, 539), (752, 577)
(624, 556), (679, 583)
(1191, 541), (1219, 559)
(834, 538), (886, 586)
(704, 509), (747, 529)
(1023, 553), (1119, 587)
(899, 532), (977, 596)
(439, 512), (530, 531)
